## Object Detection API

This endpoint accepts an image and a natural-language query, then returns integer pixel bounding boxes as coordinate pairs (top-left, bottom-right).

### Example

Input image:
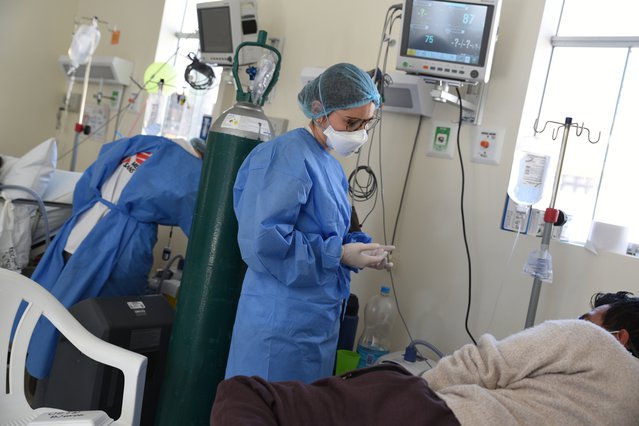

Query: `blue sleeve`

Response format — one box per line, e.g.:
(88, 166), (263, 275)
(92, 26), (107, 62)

(234, 166), (343, 287)
(70, 163), (97, 212)
(343, 231), (372, 244)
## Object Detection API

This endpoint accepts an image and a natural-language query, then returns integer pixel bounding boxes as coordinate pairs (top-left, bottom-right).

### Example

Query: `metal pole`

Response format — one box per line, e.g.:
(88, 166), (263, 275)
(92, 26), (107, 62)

(69, 131), (81, 172)
(70, 57), (94, 171)
(548, 117), (572, 209)
(112, 84), (126, 141)
(524, 116), (572, 327)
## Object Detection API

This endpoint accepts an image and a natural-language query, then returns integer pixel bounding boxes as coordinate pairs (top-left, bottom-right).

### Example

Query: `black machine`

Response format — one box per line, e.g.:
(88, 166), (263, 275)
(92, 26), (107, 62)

(42, 294), (174, 426)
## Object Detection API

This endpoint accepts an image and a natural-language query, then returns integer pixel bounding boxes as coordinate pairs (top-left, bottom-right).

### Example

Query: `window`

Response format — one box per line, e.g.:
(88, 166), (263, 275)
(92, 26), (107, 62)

(516, 0), (639, 246)
(150, 0), (222, 141)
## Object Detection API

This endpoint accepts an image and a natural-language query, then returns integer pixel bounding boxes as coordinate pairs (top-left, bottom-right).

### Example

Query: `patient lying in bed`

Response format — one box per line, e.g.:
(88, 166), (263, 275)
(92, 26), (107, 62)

(211, 292), (639, 426)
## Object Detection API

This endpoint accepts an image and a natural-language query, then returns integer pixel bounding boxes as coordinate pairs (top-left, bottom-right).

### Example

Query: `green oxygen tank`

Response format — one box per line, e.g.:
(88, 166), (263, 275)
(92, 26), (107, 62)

(156, 31), (280, 426)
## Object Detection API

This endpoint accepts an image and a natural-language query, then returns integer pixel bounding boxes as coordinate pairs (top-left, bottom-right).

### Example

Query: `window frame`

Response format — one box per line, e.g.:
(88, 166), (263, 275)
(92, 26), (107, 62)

(507, 4), (639, 249)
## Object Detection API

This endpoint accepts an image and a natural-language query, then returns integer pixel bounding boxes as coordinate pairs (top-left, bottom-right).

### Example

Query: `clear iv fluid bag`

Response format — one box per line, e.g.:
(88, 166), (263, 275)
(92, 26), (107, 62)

(68, 23), (101, 71)
(251, 51), (277, 105)
(507, 151), (550, 207)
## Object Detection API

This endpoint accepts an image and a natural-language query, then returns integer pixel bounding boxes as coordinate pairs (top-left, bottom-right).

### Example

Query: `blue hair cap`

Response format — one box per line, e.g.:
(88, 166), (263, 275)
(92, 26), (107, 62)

(297, 63), (381, 119)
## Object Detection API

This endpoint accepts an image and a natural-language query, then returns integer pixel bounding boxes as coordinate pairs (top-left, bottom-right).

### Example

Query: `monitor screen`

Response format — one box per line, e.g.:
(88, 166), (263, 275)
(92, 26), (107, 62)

(197, 0), (259, 66)
(397, 0), (501, 83)
(198, 6), (233, 53)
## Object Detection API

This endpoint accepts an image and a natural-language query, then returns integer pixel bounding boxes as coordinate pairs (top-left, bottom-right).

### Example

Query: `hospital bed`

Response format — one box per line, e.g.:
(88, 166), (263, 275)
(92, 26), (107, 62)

(0, 138), (81, 273)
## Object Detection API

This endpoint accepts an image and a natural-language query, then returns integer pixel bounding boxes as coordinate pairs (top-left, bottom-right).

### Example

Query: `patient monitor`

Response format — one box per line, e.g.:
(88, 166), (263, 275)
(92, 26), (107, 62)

(396, 0), (502, 84)
(197, 0), (260, 66)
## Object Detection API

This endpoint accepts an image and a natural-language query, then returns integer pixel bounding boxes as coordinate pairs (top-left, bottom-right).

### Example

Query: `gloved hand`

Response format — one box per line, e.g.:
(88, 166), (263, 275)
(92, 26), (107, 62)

(370, 255), (394, 271)
(364, 245), (395, 270)
(341, 243), (394, 269)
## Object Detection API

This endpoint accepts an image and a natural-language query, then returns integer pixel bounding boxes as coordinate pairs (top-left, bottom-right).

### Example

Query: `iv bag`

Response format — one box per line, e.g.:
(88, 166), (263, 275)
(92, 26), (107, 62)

(250, 51), (277, 105)
(142, 92), (168, 136)
(68, 23), (101, 72)
(507, 151), (550, 207)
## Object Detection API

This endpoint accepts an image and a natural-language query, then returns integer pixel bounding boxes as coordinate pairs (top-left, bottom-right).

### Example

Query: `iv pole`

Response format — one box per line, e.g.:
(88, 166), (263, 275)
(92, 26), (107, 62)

(524, 116), (600, 328)
(70, 55), (94, 171)
(66, 16), (102, 171)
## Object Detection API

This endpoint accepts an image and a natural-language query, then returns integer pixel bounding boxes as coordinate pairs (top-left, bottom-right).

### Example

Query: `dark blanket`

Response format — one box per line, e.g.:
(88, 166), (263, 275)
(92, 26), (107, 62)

(211, 364), (460, 426)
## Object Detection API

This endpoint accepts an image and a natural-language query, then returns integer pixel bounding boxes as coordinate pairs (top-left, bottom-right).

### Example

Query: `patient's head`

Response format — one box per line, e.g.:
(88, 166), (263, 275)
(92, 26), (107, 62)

(591, 291), (634, 307)
(580, 292), (639, 358)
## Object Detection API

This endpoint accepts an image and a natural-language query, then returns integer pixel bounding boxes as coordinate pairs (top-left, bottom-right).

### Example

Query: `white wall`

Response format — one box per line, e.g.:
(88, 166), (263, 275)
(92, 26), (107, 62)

(0, 0), (165, 171)
(255, 0), (639, 355)
(3, 0), (638, 356)
(0, 0), (79, 156)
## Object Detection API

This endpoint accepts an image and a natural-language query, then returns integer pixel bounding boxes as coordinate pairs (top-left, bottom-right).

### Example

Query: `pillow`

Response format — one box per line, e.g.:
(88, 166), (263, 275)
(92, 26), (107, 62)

(41, 169), (82, 203)
(1, 138), (57, 200)
(0, 155), (19, 182)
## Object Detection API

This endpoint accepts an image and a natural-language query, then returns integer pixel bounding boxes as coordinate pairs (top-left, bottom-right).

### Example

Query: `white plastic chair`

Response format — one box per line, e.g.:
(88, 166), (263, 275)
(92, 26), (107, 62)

(0, 267), (147, 426)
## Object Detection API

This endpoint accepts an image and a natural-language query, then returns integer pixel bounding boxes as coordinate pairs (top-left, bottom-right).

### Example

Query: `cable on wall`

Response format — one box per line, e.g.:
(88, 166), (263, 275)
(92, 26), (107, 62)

(455, 86), (477, 345)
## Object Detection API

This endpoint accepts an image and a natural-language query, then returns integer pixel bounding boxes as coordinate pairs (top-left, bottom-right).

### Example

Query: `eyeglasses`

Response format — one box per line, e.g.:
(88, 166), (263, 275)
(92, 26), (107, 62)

(334, 110), (381, 132)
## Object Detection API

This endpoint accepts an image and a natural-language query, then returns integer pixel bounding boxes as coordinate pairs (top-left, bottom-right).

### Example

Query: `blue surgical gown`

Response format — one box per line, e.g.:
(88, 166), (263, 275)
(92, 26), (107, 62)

(225, 128), (371, 383)
(24, 135), (202, 379)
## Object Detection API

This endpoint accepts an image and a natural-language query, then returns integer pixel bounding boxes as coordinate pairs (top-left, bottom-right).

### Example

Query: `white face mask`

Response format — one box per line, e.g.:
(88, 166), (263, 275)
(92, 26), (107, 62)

(323, 126), (369, 157)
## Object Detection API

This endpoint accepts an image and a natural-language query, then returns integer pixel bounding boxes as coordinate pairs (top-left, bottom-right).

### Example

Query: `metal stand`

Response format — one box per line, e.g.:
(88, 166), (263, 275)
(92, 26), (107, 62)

(70, 54), (94, 172)
(524, 117), (600, 328)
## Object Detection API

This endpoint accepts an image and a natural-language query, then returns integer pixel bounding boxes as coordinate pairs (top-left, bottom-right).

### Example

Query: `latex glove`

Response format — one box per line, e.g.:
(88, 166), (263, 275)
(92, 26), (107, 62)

(371, 255), (394, 271)
(341, 243), (390, 269)
(364, 245), (395, 270)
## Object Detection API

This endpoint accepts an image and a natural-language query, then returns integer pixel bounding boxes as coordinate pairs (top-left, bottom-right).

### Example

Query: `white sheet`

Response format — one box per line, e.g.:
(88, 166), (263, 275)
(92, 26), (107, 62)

(31, 169), (81, 245)
(0, 140), (81, 270)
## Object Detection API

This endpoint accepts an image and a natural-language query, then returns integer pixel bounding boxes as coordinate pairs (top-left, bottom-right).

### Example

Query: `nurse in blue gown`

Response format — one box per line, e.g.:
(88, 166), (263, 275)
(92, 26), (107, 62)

(225, 63), (394, 383)
(24, 134), (202, 379)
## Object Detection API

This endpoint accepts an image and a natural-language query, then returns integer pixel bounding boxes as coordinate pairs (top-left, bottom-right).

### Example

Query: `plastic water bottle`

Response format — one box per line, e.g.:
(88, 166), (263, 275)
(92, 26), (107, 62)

(356, 286), (396, 368)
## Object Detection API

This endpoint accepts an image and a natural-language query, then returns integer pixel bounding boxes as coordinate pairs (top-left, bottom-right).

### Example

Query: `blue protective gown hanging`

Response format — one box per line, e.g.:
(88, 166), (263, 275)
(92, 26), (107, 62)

(225, 128), (371, 383)
(24, 135), (202, 379)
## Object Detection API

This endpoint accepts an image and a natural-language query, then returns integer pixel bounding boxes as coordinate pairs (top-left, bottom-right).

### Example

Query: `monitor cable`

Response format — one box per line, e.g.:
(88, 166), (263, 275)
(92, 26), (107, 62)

(455, 86), (477, 345)
(382, 115), (424, 345)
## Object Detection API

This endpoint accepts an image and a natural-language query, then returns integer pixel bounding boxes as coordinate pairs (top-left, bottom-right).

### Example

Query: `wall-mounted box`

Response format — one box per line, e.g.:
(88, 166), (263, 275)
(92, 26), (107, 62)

(59, 55), (134, 86)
